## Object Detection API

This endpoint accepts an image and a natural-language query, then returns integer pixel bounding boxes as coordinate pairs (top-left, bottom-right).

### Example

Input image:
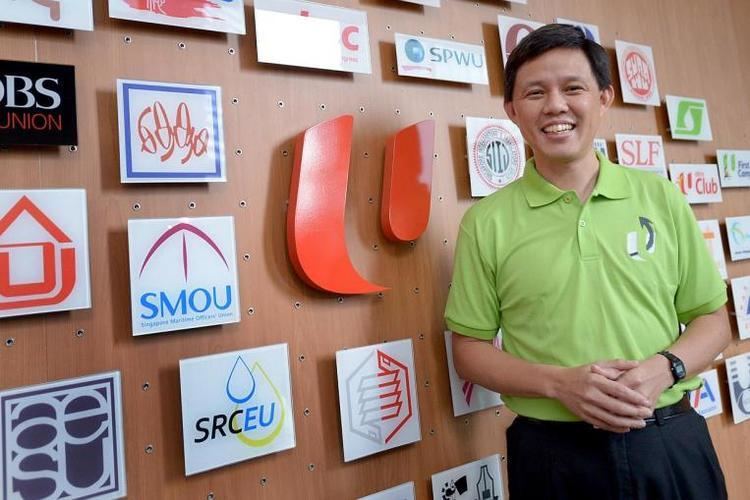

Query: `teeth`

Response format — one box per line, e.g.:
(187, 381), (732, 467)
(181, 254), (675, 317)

(544, 124), (574, 133)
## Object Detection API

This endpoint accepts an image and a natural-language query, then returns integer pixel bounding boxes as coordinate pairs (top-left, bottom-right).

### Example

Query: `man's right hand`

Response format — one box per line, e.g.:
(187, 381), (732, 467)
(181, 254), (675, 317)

(552, 360), (653, 433)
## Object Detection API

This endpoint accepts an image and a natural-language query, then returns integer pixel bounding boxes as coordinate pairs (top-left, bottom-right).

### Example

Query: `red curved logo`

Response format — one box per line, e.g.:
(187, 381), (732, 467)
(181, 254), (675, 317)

(139, 222), (228, 281)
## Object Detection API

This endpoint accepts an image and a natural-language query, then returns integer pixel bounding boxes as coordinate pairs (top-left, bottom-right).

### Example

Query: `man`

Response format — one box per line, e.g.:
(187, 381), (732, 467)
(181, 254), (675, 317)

(445, 24), (730, 499)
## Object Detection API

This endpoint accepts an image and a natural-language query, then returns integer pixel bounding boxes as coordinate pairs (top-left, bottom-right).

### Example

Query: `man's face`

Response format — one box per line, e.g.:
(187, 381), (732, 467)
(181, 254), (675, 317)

(503, 47), (614, 167)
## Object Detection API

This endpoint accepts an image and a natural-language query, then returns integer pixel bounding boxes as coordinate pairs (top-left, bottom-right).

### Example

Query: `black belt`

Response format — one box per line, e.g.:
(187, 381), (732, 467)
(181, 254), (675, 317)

(644, 395), (692, 426)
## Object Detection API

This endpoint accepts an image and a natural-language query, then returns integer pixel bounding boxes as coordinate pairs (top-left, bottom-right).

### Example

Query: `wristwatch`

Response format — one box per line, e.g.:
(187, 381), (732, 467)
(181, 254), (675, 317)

(658, 351), (686, 386)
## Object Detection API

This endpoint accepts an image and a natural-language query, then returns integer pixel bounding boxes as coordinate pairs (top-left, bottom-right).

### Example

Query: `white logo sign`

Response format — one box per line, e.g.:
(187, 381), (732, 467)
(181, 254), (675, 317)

(180, 344), (296, 475)
(668, 164), (722, 204)
(395, 33), (488, 85)
(108, 0), (246, 34)
(593, 138), (608, 159)
(615, 41), (660, 106)
(431, 454), (503, 500)
(717, 149), (750, 188)
(555, 18), (600, 43)
(0, 189), (91, 319)
(726, 352), (750, 425)
(497, 15), (544, 67)
(336, 339), (421, 462)
(615, 134), (667, 177)
(697, 220), (728, 280)
(689, 369), (723, 419)
(730, 276), (750, 340)
(0, 0), (93, 30)
(117, 79), (226, 183)
(254, 0), (371, 74)
(359, 482), (416, 500)
(726, 216), (750, 261)
(444, 331), (502, 417)
(127, 216), (240, 336)
(666, 95), (713, 141)
(0, 371), (126, 499)
(466, 117), (525, 197)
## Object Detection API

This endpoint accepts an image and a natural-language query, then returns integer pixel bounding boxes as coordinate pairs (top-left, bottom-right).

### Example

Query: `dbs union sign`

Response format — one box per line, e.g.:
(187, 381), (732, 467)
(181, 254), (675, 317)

(0, 60), (77, 146)
(0, 190), (91, 319)
(128, 216), (240, 336)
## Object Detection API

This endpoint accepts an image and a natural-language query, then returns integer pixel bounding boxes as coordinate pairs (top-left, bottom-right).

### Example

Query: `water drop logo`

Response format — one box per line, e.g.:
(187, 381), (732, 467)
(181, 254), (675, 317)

(405, 39), (425, 63)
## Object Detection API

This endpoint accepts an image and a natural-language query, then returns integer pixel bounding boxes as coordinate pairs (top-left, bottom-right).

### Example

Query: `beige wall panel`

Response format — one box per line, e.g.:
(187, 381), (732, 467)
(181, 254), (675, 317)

(0, 0), (749, 498)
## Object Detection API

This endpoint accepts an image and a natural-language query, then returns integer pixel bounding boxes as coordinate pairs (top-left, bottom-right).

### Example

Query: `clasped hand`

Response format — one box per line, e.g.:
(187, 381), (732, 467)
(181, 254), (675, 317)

(554, 357), (674, 433)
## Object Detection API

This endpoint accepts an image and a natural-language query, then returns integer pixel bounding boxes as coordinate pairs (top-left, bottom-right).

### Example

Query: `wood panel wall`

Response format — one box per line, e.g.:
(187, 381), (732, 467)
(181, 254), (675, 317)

(1, 0), (749, 498)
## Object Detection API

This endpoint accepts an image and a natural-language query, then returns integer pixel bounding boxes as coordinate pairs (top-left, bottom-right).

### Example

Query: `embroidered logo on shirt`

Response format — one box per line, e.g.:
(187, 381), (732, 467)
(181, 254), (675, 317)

(627, 216), (655, 260)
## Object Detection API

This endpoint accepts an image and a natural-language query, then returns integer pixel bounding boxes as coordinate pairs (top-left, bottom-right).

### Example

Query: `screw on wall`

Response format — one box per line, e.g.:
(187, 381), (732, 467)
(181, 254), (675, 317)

(188, 201), (197, 210)
(207, 492), (215, 500)
(319, 104), (326, 110)
(132, 202), (141, 211)
(303, 408), (311, 417)
(277, 100), (285, 108)
(239, 200), (247, 208)
(337, 297), (344, 304)
(247, 307), (255, 316)
(298, 354), (305, 362)
(308, 463), (316, 472)
(242, 253), (250, 262)
(145, 444), (154, 454)
(232, 97), (239, 104)
(75, 329), (85, 338)
(260, 477), (268, 487)
(235, 148), (243, 156)
(123, 35), (132, 44)
(5, 338), (15, 348)
(418, 333), (424, 340)
(69, 145), (78, 152)
(294, 301), (302, 310)
(228, 47), (236, 55)
(178, 41), (186, 50)
(142, 382), (151, 391)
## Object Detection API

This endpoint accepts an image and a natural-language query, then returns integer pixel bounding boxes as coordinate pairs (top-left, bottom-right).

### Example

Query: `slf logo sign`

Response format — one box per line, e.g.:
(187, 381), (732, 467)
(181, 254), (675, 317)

(0, 190), (91, 319)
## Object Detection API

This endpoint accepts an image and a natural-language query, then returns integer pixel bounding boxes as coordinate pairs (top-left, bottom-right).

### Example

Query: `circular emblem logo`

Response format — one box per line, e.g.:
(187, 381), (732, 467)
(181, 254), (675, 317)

(473, 125), (523, 189)
(405, 39), (425, 63)
(623, 48), (654, 100)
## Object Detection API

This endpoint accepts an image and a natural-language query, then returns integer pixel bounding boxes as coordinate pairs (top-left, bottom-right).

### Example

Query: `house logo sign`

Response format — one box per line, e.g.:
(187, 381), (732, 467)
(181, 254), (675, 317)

(0, 196), (76, 311)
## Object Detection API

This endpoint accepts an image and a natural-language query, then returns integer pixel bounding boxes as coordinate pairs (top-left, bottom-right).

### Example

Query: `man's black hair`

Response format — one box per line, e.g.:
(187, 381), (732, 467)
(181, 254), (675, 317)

(504, 23), (612, 101)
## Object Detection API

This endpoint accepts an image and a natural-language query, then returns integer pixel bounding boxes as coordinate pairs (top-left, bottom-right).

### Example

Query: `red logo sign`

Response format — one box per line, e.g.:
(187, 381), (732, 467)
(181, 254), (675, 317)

(619, 138), (660, 167)
(137, 101), (209, 165)
(677, 172), (719, 196)
(0, 196), (76, 310)
(288, 115), (435, 294)
(124, 0), (223, 19)
(624, 49), (654, 99)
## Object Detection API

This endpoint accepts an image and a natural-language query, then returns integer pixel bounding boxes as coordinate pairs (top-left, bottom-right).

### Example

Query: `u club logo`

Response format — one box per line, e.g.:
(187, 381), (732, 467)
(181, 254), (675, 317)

(676, 171), (719, 196)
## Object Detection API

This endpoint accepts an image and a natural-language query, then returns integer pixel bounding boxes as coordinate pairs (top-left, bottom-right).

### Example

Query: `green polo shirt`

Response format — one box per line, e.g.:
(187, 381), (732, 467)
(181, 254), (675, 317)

(445, 152), (727, 421)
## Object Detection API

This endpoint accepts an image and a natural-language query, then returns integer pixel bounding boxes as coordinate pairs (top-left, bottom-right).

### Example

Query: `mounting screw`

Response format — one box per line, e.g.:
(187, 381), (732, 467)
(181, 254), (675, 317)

(239, 200), (247, 208)
(294, 301), (302, 309)
(232, 97), (239, 104)
(409, 241), (416, 248)
(260, 477), (268, 487)
(413, 287), (420, 294)
(359, 106), (365, 113)
(145, 444), (154, 454)
(424, 380), (430, 387)
(75, 329), (85, 338)
(235, 148), (243, 156)
(337, 297), (344, 304)
(132, 202), (141, 211)
(282, 150), (289, 157)
(123, 35), (132, 44)
(277, 100), (285, 108)
(303, 408), (311, 416)
(377, 292), (384, 299)
(298, 354), (305, 362)
(395, 108), (401, 115)
(418, 333), (424, 340)
(308, 463), (316, 472)
(69, 145), (78, 152)
(319, 103), (326, 110)
(142, 382), (150, 391)
(188, 201), (196, 210)
(372, 244), (379, 251)
(228, 47), (236, 55)
(247, 307), (255, 316)
(178, 41), (186, 49)
(207, 492), (215, 500)
(243, 253), (250, 261)
(5, 338), (15, 347)
(429, 429), (435, 436)
(495, 410), (501, 417)
(464, 418), (470, 425)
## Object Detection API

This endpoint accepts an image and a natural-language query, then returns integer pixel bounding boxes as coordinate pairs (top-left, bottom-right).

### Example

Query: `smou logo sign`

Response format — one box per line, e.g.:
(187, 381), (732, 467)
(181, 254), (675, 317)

(180, 344), (296, 476)
(0, 60), (77, 146)
(127, 216), (240, 336)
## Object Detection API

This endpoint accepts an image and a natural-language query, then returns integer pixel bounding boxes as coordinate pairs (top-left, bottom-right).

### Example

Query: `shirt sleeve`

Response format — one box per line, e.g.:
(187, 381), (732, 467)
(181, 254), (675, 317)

(444, 211), (502, 340)
(669, 184), (728, 324)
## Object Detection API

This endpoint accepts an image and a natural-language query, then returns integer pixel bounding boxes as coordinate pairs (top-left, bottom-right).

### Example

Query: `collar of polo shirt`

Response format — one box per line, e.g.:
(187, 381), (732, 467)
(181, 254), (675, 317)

(521, 151), (632, 207)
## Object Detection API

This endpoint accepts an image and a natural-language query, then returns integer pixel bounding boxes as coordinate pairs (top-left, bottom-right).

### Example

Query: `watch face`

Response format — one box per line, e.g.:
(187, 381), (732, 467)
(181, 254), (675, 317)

(674, 361), (687, 379)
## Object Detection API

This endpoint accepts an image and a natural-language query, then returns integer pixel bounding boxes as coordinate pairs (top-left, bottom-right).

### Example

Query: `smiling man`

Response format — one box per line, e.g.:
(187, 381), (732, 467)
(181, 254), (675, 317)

(445, 24), (730, 499)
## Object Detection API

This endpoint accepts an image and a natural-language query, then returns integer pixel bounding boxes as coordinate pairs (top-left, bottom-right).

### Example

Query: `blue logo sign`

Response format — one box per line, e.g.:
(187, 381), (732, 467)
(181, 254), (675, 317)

(1, 372), (125, 499)
(405, 39), (425, 63)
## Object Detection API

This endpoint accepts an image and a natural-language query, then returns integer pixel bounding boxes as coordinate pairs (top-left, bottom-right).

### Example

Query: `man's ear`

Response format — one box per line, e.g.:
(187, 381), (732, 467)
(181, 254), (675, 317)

(503, 99), (517, 124)
(600, 84), (615, 112)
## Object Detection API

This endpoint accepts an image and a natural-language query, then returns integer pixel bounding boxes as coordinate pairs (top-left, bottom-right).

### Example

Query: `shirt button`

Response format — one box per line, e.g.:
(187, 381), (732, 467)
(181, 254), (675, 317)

(579, 220), (586, 227)
(563, 195), (572, 203)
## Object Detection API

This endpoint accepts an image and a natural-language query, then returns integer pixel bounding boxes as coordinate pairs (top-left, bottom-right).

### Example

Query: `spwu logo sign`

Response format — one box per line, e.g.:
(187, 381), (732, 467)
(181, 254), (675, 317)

(395, 33), (488, 85)
(0, 190), (91, 319)
(0, 371), (126, 499)
(336, 339), (421, 462)
(117, 79), (226, 183)
(180, 344), (296, 475)
(669, 164), (722, 204)
(666, 95), (713, 141)
(128, 216), (240, 336)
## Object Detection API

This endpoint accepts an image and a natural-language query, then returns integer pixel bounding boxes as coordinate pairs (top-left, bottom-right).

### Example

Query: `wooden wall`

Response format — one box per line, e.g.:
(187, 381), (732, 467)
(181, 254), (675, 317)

(1, 0), (749, 498)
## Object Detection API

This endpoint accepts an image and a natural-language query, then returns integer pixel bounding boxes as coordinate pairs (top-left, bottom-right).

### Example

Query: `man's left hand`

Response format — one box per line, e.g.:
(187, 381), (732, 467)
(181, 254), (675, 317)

(591, 355), (673, 411)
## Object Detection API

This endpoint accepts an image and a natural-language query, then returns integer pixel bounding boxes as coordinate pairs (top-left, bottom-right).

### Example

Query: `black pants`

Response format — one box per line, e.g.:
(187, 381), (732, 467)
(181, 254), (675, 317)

(506, 408), (727, 500)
